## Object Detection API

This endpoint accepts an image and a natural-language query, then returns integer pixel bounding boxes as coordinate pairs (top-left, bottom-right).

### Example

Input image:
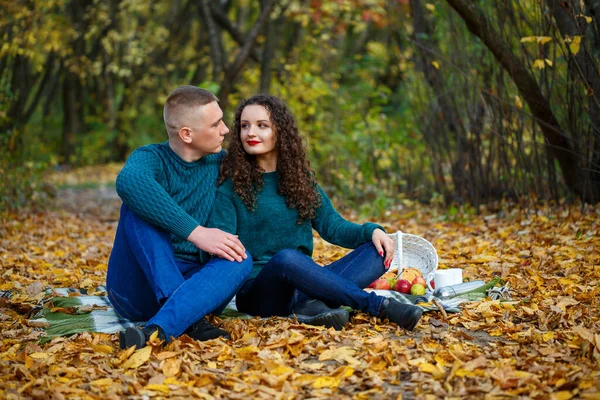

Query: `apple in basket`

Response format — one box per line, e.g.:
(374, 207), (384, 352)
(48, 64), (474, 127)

(410, 284), (426, 296)
(393, 279), (412, 294)
(373, 278), (391, 290)
(412, 276), (427, 287)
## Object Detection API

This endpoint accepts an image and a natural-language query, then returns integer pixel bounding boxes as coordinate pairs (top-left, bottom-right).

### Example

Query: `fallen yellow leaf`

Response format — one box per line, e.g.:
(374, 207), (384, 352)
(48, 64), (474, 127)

(145, 383), (170, 394)
(29, 352), (49, 359)
(319, 346), (360, 365)
(162, 358), (181, 377)
(122, 346), (152, 369)
(91, 344), (114, 354)
(90, 378), (113, 386)
(313, 376), (339, 388)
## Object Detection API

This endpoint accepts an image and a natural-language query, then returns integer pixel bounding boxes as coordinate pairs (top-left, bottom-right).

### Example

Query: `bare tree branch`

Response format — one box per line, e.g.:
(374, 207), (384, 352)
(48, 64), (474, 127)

(209, 3), (261, 63)
(218, 0), (278, 110)
(446, 0), (599, 201)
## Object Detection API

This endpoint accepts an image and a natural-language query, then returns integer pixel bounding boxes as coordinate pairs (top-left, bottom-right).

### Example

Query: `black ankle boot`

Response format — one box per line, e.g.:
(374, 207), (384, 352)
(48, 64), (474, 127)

(379, 299), (423, 330)
(289, 299), (350, 331)
(184, 318), (231, 341)
(119, 324), (166, 349)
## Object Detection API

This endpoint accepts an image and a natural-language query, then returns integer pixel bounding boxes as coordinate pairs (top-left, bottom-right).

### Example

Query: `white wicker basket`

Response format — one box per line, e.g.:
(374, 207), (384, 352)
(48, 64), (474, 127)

(387, 231), (438, 281)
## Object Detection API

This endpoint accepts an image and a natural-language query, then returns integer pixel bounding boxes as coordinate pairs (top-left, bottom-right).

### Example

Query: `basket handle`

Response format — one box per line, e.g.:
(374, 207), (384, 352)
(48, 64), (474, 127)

(396, 230), (403, 279)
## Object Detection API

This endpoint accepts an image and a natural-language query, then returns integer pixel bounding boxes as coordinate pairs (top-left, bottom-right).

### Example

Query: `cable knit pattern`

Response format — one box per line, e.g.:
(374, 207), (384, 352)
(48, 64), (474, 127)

(116, 142), (224, 261)
(208, 172), (383, 278)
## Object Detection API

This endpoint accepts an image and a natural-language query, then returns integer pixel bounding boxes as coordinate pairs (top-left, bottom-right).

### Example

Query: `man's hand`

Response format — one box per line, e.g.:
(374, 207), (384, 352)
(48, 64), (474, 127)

(188, 226), (247, 262)
(372, 229), (394, 269)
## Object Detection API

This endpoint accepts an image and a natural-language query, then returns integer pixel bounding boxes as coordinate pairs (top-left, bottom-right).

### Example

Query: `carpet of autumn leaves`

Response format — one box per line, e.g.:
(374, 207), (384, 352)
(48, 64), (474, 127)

(1, 165), (599, 399)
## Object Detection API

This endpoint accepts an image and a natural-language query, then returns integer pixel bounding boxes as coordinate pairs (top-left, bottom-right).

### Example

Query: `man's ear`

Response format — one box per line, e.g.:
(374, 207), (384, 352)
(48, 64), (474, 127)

(179, 127), (192, 144)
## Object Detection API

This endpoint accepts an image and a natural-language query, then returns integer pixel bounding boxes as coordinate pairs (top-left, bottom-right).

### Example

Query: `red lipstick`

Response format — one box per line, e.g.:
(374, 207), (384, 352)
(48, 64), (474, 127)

(246, 140), (261, 146)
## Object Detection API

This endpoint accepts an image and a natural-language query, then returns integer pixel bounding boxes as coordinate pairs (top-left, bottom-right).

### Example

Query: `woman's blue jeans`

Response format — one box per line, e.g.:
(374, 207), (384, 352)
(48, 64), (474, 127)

(236, 243), (387, 318)
(106, 204), (252, 339)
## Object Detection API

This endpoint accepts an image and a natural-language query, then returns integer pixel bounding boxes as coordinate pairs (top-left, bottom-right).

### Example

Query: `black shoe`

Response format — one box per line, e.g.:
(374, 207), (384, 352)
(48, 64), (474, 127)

(379, 299), (423, 330)
(184, 318), (231, 341)
(289, 299), (350, 331)
(119, 324), (166, 350)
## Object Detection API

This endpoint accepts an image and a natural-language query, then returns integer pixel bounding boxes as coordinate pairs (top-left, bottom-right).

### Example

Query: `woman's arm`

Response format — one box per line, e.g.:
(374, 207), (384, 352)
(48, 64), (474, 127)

(311, 185), (394, 267)
(311, 185), (382, 246)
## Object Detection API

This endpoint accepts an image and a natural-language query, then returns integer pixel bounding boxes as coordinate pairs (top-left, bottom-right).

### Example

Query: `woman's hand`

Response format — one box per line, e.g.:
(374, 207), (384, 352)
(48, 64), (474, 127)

(372, 229), (394, 269)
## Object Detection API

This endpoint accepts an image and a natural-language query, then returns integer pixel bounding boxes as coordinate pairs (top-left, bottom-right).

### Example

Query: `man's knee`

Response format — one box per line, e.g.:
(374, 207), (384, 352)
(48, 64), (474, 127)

(121, 205), (171, 245)
(122, 204), (151, 230)
(241, 251), (253, 272)
(231, 251), (253, 276)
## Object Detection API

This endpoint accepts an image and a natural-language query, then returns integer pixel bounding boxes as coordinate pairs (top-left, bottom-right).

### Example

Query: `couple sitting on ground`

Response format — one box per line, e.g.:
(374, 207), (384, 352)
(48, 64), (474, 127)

(106, 86), (423, 349)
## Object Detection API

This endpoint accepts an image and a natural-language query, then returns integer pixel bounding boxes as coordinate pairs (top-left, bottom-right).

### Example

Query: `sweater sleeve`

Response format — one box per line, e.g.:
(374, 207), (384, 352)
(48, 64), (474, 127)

(206, 180), (238, 235)
(116, 147), (200, 240)
(311, 185), (384, 249)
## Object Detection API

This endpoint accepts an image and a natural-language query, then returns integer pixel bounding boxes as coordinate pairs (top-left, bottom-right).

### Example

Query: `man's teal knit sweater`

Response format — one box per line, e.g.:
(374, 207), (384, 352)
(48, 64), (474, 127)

(208, 172), (383, 279)
(115, 142), (224, 261)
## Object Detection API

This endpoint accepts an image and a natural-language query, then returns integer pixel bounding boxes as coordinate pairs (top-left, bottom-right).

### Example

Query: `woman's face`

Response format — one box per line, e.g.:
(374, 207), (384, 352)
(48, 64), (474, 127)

(240, 105), (277, 160)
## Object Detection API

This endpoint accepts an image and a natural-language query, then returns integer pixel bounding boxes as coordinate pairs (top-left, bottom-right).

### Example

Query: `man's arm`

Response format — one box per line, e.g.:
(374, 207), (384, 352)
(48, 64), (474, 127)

(116, 148), (246, 260)
(116, 148), (200, 240)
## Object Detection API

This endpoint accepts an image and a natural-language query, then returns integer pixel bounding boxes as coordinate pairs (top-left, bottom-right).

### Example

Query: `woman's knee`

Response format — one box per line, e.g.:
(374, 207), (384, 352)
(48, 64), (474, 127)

(359, 241), (379, 256)
(270, 249), (307, 268)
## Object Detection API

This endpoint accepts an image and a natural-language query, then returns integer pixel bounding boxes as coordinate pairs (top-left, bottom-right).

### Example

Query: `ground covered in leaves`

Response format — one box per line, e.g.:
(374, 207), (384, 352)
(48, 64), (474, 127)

(1, 166), (599, 399)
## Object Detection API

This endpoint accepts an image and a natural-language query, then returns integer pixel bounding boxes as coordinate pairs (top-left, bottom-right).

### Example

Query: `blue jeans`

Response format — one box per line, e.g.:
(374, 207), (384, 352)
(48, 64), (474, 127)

(236, 243), (387, 317)
(106, 204), (252, 339)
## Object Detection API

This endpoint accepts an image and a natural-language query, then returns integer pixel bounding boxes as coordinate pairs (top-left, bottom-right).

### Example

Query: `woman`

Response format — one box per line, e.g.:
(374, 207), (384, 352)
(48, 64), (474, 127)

(208, 94), (422, 331)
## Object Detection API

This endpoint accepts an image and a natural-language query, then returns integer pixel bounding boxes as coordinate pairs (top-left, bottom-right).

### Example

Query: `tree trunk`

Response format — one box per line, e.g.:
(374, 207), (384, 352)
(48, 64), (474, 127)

(218, 0), (277, 111)
(200, 0), (225, 82)
(410, 0), (475, 202)
(2, 53), (57, 158)
(547, 0), (600, 199)
(445, 0), (600, 202)
(62, 72), (84, 163)
(259, 0), (276, 93)
(60, 0), (88, 164)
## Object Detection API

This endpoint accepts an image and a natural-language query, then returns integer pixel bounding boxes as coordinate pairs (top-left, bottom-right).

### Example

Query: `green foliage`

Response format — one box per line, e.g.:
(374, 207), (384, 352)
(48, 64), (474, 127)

(3, 0), (595, 211)
(0, 150), (55, 212)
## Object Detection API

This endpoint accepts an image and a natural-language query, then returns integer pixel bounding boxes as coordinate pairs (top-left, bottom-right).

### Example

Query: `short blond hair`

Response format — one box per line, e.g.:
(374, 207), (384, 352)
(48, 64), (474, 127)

(163, 86), (219, 137)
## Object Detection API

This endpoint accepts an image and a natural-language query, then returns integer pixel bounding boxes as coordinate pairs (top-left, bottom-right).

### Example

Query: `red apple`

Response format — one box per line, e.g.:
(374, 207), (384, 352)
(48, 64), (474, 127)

(393, 279), (412, 294)
(367, 279), (377, 288)
(373, 278), (391, 290)
(429, 280), (435, 289)
(412, 276), (427, 287)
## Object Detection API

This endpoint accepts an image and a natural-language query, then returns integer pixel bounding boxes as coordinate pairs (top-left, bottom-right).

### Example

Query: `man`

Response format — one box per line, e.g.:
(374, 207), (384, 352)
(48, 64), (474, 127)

(106, 86), (252, 349)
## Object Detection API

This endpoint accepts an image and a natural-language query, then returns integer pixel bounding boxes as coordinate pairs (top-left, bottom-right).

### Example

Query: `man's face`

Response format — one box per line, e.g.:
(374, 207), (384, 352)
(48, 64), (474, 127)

(185, 101), (229, 157)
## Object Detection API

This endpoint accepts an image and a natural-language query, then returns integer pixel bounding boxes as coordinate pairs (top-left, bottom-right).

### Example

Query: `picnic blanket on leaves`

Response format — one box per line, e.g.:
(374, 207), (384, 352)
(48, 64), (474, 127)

(28, 277), (507, 343)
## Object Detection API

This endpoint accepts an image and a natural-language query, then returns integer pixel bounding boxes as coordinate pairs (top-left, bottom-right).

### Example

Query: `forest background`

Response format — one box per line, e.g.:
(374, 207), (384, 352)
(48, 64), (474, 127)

(2, 1), (600, 398)
(2, 0), (600, 213)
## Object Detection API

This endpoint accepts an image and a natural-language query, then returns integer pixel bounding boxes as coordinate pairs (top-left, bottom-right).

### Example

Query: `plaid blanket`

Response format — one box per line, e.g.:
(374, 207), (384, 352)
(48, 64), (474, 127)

(30, 287), (248, 343)
(29, 278), (506, 343)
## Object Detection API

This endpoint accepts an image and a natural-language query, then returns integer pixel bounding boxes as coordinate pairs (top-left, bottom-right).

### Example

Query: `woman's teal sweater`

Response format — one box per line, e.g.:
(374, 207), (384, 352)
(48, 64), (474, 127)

(208, 172), (383, 279)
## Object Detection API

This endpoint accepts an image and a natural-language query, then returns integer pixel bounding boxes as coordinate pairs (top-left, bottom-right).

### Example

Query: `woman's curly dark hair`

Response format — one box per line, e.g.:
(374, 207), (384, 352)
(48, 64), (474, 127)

(219, 94), (321, 222)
